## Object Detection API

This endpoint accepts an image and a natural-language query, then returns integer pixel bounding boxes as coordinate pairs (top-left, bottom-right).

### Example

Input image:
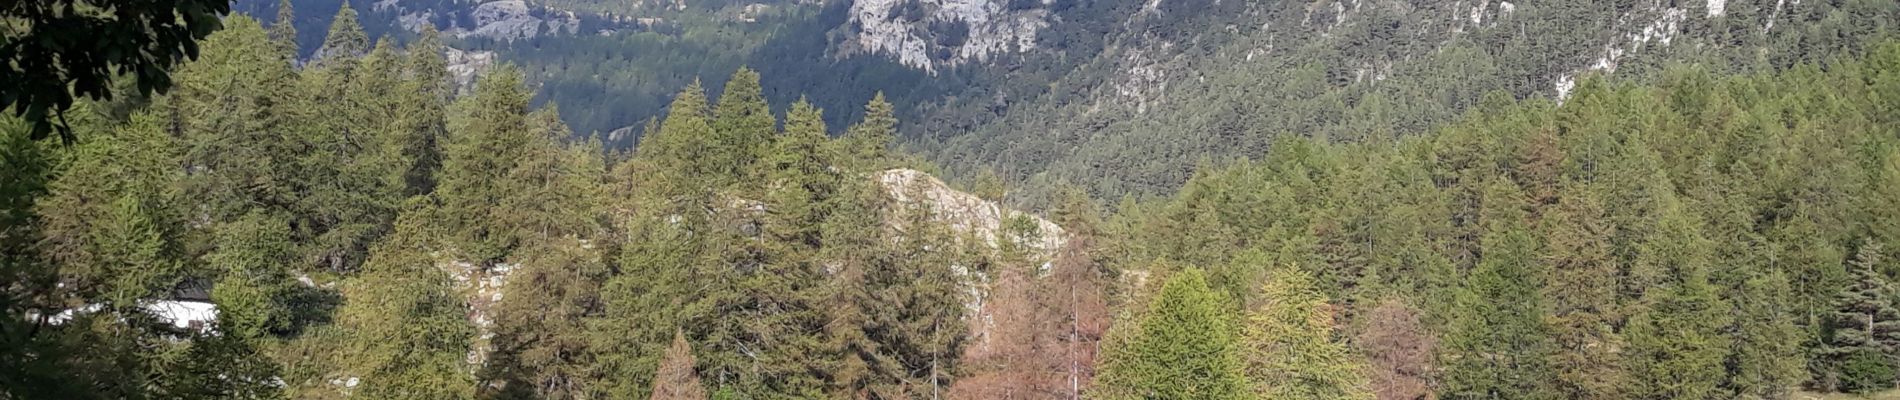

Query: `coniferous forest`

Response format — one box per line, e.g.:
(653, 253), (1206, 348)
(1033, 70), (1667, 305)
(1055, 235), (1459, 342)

(6, 1), (1900, 400)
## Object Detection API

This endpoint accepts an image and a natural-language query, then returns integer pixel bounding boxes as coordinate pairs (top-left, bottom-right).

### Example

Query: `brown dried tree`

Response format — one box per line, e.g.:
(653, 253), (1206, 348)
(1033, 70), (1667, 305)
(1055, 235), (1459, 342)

(650, 330), (707, 400)
(1358, 298), (1437, 400)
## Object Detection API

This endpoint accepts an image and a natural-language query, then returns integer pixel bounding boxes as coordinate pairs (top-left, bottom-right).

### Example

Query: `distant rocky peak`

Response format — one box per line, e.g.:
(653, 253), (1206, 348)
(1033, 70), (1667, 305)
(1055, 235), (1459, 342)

(840, 0), (1052, 73)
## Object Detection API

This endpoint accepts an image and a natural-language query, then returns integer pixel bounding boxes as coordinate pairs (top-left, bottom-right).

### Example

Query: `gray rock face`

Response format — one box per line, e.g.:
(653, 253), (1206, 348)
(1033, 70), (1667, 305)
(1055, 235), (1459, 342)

(375, 0), (582, 41)
(444, 47), (496, 95)
(841, 0), (1050, 74)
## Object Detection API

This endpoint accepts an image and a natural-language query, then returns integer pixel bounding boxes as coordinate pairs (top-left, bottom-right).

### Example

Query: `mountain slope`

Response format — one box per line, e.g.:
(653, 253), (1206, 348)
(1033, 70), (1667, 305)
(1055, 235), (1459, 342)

(251, 0), (1899, 204)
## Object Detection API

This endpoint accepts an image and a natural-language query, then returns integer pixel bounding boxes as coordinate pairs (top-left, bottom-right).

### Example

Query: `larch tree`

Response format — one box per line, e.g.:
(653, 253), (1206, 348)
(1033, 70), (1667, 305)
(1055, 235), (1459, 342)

(334, 204), (477, 400)
(842, 93), (897, 171)
(1357, 298), (1436, 400)
(1539, 181), (1624, 400)
(205, 211), (299, 340)
(437, 65), (535, 263)
(861, 196), (970, 398)
(1090, 268), (1248, 400)
(1620, 186), (1732, 400)
(651, 331), (709, 400)
(635, 80), (717, 197)
(316, 1), (369, 65)
(1240, 267), (1372, 400)
(35, 111), (186, 309)
(737, 99), (835, 396)
(1440, 178), (1558, 400)
(393, 25), (450, 197)
(818, 173), (891, 399)
(269, 0), (298, 59)
(711, 67), (777, 185)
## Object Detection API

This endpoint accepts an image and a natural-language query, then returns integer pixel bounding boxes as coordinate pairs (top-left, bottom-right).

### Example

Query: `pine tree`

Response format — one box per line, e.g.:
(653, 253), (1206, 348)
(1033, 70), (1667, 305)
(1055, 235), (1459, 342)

(1241, 267), (1372, 400)
(636, 80), (717, 199)
(317, 1), (369, 64)
(483, 236), (607, 400)
(764, 100), (836, 248)
(868, 196), (971, 398)
(732, 99), (834, 396)
(1621, 188), (1732, 400)
(170, 16), (302, 225)
(206, 211), (299, 339)
(335, 203), (477, 400)
(1540, 182), (1624, 399)
(1821, 243), (1900, 393)
(1441, 178), (1558, 400)
(593, 206), (710, 399)
(842, 92), (897, 171)
(711, 67), (776, 185)
(1868, 152), (1900, 276)
(298, 37), (406, 272)
(35, 111), (185, 308)
(438, 65), (534, 263)
(268, 0), (298, 59)
(394, 25), (449, 196)
(819, 175), (890, 399)
(1724, 268), (1806, 399)
(651, 331), (709, 400)
(1091, 268), (1248, 400)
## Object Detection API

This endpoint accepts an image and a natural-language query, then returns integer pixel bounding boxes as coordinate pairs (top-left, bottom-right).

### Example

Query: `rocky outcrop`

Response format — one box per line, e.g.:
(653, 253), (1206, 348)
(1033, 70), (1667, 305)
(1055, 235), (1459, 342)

(841, 0), (1051, 74)
(444, 47), (496, 95)
(877, 168), (1066, 258)
(374, 0), (583, 42)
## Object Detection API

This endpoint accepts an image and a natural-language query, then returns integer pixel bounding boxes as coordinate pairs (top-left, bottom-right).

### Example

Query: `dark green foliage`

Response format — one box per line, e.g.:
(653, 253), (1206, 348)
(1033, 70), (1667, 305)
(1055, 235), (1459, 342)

(1836, 349), (1896, 394)
(0, 0), (229, 142)
(711, 67), (777, 185)
(437, 66), (536, 263)
(1820, 244), (1900, 392)
(1440, 178), (1558, 400)
(12, 4), (1900, 398)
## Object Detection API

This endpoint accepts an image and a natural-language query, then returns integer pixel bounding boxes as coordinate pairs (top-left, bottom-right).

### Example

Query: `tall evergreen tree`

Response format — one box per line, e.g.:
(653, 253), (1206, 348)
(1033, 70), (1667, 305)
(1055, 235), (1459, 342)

(394, 25), (449, 196)
(866, 197), (970, 398)
(1621, 187), (1732, 400)
(635, 80), (717, 199)
(1440, 178), (1558, 400)
(269, 0), (298, 59)
(205, 211), (299, 340)
(317, 2), (369, 64)
(842, 93), (897, 171)
(819, 174), (890, 399)
(1240, 267), (1372, 400)
(171, 16), (302, 226)
(711, 67), (776, 184)
(1821, 243), (1900, 392)
(438, 66), (534, 263)
(725, 100), (833, 397)
(334, 204), (477, 400)
(1723, 268), (1806, 399)
(1091, 268), (1248, 400)
(1539, 182), (1624, 400)
(35, 112), (186, 308)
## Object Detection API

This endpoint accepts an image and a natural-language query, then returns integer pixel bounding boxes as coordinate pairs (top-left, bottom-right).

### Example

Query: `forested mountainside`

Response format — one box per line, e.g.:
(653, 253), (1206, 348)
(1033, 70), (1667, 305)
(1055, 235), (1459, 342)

(7, 0), (1900, 399)
(253, 0), (1897, 206)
